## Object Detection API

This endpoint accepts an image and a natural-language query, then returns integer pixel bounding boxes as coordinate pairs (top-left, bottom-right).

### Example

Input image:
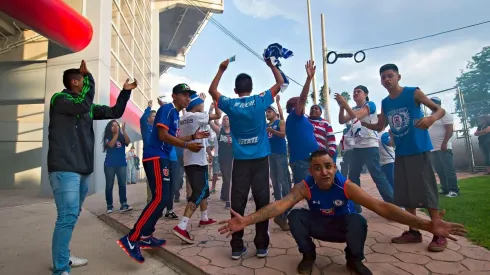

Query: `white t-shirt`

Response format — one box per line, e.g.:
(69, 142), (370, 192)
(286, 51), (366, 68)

(378, 133), (395, 166)
(429, 113), (454, 151)
(179, 112), (210, 166)
(350, 101), (379, 148)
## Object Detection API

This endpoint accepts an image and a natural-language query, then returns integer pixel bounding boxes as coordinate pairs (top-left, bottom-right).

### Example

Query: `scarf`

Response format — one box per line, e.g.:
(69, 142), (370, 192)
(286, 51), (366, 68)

(263, 43), (293, 92)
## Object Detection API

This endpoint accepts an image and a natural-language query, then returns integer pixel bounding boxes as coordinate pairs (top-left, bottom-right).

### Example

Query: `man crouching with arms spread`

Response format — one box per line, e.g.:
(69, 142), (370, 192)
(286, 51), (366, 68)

(218, 150), (466, 275)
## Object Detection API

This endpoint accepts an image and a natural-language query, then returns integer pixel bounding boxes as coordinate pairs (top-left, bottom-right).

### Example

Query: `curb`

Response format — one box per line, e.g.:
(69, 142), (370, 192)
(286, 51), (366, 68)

(98, 214), (209, 275)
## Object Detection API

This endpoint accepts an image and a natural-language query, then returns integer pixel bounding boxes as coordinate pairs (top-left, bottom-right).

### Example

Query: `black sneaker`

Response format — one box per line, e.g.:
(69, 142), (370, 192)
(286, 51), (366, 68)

(297, 253), (316, 274)
(346, 259), (372, 275)
(165, 212), (179, 220)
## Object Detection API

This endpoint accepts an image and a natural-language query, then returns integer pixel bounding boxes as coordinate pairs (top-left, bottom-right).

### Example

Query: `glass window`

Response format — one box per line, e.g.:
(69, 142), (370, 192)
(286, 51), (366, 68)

(117, 62), (130, 91)
(118, 37), (133, 77)
(134, 66), (144, 92)
(119, 20), (133, 56)
(111, 26), (119, 54)
(112, 2), (120, 31)
(110, 53), (118, 81)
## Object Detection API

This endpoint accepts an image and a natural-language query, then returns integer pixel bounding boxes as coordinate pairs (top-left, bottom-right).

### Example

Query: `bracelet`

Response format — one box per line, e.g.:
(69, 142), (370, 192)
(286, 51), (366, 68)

(191, 134), (195, 140)
(184, 142), (188, 148)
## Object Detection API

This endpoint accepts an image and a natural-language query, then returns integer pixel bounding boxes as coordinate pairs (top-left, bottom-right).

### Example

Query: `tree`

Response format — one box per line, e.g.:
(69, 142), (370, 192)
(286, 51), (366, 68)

(340, 91), (351, 103)
(309, 85), (331, 106)
(455, 46), (490, 127)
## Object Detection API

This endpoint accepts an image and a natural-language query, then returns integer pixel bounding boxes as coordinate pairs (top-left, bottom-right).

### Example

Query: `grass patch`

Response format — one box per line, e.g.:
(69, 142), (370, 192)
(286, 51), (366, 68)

(425, 176), (490, 249)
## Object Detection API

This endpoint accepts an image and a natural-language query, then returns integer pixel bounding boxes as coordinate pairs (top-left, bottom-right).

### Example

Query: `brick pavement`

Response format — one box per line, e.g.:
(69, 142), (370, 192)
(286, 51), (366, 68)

(100, 173), (490, 275)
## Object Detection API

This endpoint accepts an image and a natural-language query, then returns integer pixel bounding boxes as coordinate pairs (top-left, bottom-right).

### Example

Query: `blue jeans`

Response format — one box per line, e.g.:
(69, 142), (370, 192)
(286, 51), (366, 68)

(104, 166), (128, 209)
(381, 162), (394, 190)
(49, 172), (89, 275)
(291, 158), (310, 185)
(127, 164), (137, 183)
(431, 150), (459, 193)
(270, 153), (291, 219)
(349, 147), (394, 212)
(164, 160), (179, 212)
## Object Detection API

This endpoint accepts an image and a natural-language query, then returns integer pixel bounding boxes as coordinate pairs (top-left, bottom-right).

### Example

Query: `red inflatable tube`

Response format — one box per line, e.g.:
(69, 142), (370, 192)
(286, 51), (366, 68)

(0, 0), (93, 52)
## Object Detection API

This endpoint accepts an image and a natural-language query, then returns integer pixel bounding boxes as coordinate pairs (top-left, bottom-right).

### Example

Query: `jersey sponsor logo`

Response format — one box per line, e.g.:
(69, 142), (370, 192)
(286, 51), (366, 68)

(233, 100), (255, 108)
(333, 200), (344, 207)
(311, 200), (320, 204)
(163, 168), (169, 177)
(237, 136), (258, 145)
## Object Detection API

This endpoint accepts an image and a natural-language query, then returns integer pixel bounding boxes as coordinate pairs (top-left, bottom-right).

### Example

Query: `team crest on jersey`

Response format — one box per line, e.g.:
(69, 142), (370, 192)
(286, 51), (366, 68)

(333, 200), (344, 207)
(116, 141), (122, 148)
(320, 208), (334, 215)
(163, 168), (169, 177)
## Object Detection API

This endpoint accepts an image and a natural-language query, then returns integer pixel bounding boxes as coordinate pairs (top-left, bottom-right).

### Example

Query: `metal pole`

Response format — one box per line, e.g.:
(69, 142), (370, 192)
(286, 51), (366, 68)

(457, 86), (476, 172)
(306, 0), (317, 104)
(320, 13), (330, 122)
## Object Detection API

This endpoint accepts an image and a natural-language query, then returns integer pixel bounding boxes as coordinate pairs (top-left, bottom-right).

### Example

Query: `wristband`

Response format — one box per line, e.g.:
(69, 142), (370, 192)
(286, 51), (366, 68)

(184, 142), (188, 148)
(191, 134), (195, 140)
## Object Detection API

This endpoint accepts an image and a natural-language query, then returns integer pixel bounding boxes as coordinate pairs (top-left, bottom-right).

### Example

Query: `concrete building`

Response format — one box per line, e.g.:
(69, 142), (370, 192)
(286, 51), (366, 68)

(0, 0), (224, 196)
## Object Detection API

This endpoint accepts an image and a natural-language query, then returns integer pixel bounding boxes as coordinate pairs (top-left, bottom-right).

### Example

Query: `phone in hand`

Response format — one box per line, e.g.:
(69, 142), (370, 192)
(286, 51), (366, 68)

(228, 55), (236, 62)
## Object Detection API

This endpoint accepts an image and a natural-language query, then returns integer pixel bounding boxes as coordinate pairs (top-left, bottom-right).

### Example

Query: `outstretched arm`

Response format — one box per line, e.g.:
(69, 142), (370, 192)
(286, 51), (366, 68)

(92, 79), (137, 120)
(345, 181), (467, 238)
(275, 95), (285, 121)
(209, 60), (228, 102)
(362, 109), (387, 132)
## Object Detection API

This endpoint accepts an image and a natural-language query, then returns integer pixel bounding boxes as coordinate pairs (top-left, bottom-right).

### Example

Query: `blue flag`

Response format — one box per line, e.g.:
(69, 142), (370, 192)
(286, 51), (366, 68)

(263, 43), (293, 92)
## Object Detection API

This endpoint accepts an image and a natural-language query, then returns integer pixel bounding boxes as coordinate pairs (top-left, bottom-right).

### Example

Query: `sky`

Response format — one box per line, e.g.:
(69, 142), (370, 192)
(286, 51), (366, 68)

(159, 0), (490, 139)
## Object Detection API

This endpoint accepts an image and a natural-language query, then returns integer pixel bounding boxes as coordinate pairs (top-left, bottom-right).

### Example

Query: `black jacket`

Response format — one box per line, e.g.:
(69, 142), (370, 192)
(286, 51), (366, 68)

(47, 73), (132, 175)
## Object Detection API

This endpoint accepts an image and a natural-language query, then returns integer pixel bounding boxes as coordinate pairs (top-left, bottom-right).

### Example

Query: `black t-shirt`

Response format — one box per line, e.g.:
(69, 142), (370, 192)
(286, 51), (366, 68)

(477, 123), (490, 146)
(218, 128), (233, 161)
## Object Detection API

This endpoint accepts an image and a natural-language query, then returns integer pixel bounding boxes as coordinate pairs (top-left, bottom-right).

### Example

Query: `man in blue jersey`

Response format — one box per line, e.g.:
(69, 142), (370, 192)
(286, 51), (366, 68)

(208, 57), (284, 260)
(362, 64), (449, 252)
(218, 150), (466, 275)
(118, 83), (209, 263)
(285, 61), (320, 184)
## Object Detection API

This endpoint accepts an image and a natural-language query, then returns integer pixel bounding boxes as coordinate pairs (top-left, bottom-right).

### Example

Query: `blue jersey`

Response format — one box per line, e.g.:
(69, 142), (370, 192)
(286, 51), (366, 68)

(268, 119), (287, 154)
(143, 103), (180, 159)
(303, 171), (356, 216)
(286, 110), (318, 163)
(382, 87), (433, 156)
(218, 90), (274, 160)
(104, 134), (127, 167)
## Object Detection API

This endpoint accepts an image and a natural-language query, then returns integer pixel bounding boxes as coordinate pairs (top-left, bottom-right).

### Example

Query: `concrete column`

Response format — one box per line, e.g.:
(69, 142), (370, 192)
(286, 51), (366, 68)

(151, 8), (160, 98)
(40, 0), (112, 197)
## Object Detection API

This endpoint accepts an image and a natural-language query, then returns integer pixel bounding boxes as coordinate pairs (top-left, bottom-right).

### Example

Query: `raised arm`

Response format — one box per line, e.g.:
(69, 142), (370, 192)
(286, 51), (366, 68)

(275, 95), (285, 121)
(209, 60), (228, 102)
(92, 79), (137, 120)
(122, 122), (130, 145)
(295, 60), (316, 116)
(51, 72), (95, 116)
(140, 102), (152, 125)
(345, 181), (467, 239)
(218, 182), (308, 236)
(209, 101), (222, 121)
(265, 59), (285, 98)
(335, 94), (371, 124)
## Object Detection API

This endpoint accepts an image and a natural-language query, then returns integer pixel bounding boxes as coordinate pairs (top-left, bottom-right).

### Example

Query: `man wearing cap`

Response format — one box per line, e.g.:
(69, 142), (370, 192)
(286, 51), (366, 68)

(309, 104), (337, 158)
(266, 103), (290, 231)
(172, 93), (222, 244)
(428, 97), (459, 197)
(286, 61), (320, 185)
(118, 84), (210, 263)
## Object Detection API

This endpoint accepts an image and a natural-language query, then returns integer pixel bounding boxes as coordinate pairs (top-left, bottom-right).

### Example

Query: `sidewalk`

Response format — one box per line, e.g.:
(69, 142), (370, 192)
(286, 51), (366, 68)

(89, 172), (490, 275)
(0, 198), (184, 275)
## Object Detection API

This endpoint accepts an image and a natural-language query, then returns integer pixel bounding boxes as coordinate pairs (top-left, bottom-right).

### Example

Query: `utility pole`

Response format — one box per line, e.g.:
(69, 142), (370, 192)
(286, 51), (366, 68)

(320, 13), (330, 122)
(306, 0), (317, 104)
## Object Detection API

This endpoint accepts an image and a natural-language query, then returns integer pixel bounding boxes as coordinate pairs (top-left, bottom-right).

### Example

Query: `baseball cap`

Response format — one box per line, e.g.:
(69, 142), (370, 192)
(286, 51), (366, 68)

(186, 93), (204, 111)
(172, 83), (197, 95)
(430, 97), (442, 105)
(266, 106), (278, 114)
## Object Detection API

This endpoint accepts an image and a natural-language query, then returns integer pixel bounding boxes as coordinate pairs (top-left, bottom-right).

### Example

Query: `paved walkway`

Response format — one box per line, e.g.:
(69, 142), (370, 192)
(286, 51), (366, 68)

(94, 173), (490, 275)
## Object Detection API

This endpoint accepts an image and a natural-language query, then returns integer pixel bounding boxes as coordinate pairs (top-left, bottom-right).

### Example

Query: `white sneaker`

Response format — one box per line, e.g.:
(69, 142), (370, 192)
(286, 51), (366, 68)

(445, 191), (459, 198)
(50, 256), (88, 270)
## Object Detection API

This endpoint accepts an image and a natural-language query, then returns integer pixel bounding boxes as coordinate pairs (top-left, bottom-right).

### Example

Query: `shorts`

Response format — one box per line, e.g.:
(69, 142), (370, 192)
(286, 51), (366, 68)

(184, 165), (210, 205)
(394, 152), (438, 209)
(212, 156), (220, 174)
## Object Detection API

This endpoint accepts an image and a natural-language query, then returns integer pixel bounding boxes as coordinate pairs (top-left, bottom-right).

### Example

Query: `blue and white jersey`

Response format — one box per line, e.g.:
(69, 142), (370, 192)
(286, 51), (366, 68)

(143, 103), (180, 160)
(302, 171), (356, 216)
(218, 90), (274, 160)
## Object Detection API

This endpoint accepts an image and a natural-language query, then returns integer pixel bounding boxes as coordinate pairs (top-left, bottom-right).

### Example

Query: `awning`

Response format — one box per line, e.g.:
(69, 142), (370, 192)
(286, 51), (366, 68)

(0, 0), (93, 52)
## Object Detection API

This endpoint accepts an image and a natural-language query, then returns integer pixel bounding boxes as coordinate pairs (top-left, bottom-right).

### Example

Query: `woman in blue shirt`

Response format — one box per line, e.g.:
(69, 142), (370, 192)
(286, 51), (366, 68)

(103, 120), (133, 214)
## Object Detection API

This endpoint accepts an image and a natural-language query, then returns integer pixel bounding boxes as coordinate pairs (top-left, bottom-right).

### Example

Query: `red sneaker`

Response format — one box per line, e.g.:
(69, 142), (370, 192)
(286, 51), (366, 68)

(391, 230), (423, 244)
(199, 219), (217, 227)
(428, 236), (447, 252)
(172, 226), (194, 244)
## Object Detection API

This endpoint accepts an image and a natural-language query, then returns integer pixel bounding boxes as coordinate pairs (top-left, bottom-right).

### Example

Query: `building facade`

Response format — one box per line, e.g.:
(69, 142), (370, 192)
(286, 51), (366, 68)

(0, 0), (223, 196)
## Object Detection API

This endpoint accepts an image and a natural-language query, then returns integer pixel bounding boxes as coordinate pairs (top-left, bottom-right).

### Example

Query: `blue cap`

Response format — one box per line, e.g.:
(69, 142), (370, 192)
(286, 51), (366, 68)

(186, 93), (204, 111)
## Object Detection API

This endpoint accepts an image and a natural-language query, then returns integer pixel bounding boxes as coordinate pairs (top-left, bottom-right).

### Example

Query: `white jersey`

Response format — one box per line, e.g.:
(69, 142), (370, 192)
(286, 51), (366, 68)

(429, 112), (454, 151)
(179, 112), (210, 166)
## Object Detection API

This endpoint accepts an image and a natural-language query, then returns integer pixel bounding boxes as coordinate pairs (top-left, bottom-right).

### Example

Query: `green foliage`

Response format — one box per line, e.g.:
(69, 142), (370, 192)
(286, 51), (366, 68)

(340, 91), (351, 103)
(309, 85), (331, 106)
(455, 46), (490, 127)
